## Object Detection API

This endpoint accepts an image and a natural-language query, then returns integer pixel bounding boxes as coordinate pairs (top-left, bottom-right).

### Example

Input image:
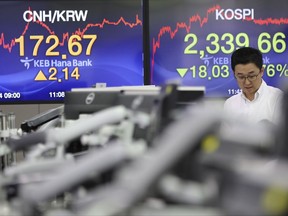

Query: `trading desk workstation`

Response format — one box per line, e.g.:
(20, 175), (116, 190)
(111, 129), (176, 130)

(0, 83), (287, 216)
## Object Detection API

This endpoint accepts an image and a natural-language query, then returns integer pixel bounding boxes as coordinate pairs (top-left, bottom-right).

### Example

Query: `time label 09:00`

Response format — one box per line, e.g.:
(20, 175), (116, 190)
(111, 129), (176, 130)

(0, 92), (21, 99)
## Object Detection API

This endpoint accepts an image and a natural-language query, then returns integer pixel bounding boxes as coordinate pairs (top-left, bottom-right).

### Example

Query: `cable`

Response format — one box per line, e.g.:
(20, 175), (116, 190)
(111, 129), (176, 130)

(5, 105), (128, 152)
(19, 143), (130, 215)
(75, 106), (221, 216)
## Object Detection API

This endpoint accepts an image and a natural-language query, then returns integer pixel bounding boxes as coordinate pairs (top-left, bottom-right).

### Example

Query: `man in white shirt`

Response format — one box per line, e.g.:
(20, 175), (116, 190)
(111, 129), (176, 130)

(224, 47), (283, 126)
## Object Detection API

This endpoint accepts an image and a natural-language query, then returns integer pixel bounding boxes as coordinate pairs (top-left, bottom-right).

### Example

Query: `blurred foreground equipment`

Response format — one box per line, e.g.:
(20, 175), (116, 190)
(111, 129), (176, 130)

(0, 84), (287, 216)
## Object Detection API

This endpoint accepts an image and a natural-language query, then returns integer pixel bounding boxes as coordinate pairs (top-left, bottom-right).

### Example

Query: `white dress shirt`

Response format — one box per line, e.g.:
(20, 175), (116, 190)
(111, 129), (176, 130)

(224, 80), (283, 125)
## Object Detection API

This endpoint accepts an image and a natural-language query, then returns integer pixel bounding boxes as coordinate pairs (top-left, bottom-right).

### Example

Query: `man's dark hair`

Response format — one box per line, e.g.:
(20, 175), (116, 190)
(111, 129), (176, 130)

(231, 47), (263, 71)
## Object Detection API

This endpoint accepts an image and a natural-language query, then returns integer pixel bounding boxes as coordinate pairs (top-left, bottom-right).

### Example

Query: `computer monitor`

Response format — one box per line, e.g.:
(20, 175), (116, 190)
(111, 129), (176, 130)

(149, 0), (288, 98)
(70, 85), (205, 107)
(0, 0), (143, 103)
(63, 91), (120, 120)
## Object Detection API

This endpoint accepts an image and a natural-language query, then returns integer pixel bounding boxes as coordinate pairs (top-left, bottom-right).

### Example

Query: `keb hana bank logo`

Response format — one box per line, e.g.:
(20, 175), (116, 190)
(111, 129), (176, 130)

(215, 8), (254, 20)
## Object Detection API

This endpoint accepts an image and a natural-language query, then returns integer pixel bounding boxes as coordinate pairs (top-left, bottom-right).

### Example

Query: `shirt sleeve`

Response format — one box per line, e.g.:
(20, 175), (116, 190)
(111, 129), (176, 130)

(271, 91), (284, 126)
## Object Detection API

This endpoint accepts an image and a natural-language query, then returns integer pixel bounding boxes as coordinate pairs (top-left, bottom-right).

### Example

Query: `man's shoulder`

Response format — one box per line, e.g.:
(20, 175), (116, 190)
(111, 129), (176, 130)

(224, 93), (241, 107)
(225, 93), (241, 102)
(265, 85), (284, 97)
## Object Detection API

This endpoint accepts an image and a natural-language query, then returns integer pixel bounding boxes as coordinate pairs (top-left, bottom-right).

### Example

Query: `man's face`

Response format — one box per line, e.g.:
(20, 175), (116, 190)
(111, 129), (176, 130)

(234, 63), (263, 99)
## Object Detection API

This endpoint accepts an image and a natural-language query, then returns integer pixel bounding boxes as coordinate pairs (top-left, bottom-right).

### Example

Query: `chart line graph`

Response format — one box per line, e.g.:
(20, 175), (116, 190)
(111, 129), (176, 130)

(0, 7), (142, 53)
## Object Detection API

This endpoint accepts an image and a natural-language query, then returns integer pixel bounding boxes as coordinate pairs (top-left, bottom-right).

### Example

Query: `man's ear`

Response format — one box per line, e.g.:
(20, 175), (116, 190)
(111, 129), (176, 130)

(260, 67), (265, 77)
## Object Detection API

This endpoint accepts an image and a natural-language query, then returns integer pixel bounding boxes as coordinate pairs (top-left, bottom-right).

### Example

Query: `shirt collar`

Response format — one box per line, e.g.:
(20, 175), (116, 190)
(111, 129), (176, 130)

(257, 79), (267, 96)
(241, 79), (266, 101)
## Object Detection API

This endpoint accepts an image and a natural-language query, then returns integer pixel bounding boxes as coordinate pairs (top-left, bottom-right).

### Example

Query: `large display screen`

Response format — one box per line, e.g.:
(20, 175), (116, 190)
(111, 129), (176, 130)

(0, 0), (143, 103)
(150, 0), (288, 98)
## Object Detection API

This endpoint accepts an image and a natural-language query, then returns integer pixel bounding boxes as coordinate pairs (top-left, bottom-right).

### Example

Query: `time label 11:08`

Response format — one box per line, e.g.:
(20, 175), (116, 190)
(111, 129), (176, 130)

(49, 91), (65, 98)
(15, 34), (97, 57)
(184, 32), (286, 55)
